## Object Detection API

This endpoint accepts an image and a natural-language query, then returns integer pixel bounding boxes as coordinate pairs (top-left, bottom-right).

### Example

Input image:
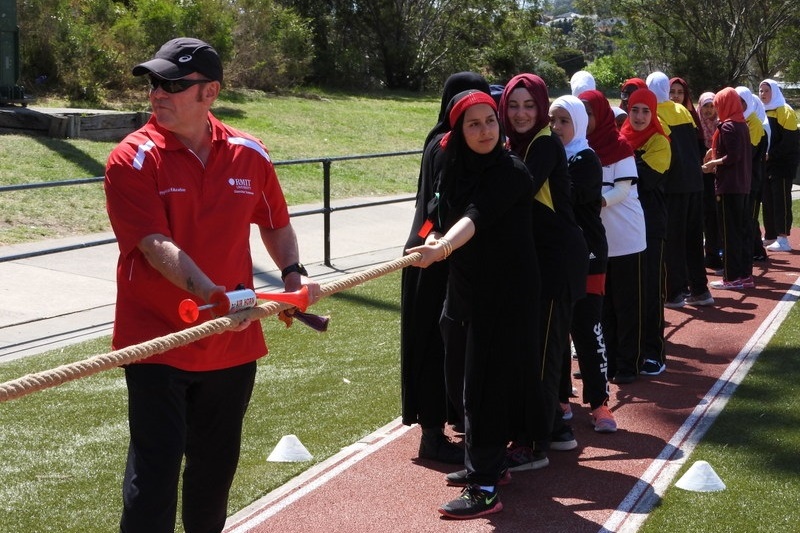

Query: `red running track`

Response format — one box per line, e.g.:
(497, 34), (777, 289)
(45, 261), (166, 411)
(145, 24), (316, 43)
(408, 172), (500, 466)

(224, 243), (800, 533)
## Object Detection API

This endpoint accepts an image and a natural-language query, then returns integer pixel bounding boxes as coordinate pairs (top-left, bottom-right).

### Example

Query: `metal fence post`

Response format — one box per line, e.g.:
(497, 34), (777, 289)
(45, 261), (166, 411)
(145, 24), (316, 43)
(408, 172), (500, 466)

(322, 159), (332, 267)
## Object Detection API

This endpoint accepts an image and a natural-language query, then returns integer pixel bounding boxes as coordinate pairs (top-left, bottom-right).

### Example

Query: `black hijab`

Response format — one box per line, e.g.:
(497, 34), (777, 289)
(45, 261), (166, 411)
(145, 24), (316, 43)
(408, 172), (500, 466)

(423, 72), (492, 151)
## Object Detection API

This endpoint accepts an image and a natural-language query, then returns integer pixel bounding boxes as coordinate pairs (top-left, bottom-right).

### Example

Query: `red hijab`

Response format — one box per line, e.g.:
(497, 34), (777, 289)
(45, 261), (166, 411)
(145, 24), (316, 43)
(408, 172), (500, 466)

(499, 73), (551, 153)
(619, 88), (668, 150)
(580, 89), (634, 165)
(711, 87), (746, 157)
(622, 77), (647, 92)
(439, 90), (498, 150)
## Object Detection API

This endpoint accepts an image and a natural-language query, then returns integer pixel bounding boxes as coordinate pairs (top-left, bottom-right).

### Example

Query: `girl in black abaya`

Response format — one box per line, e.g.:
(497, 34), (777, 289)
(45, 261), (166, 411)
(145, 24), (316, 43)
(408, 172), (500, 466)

(400, 73), (491, 464)
(408, 90), (539, 519)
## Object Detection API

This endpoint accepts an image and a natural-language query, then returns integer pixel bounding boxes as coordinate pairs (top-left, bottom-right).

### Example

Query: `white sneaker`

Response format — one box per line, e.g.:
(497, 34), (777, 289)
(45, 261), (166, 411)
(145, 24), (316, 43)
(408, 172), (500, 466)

(766, 236), (792, 252)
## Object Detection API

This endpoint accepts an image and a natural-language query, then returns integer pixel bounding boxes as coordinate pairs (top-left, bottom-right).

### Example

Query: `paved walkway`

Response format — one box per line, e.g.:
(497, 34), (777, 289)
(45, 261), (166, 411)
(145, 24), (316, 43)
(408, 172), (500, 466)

(0, 195), (415, 361)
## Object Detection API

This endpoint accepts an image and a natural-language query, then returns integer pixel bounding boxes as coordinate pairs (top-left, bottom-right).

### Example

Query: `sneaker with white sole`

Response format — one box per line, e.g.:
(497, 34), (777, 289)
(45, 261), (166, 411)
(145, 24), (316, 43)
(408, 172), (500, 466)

(591, 405), (618, 433)
(550, 428), (578, 451)
(664, 293), (686, 308)
(561, 402), (573, 420)
(446, 468), (511, 487)
(640, 359), (666, 376)
(766, 236), (792, 252)
(710, 278), (744, 290)
(685, 291), (714, 306)
(739, 276), (755, 288)
(504, 445), (549, 472)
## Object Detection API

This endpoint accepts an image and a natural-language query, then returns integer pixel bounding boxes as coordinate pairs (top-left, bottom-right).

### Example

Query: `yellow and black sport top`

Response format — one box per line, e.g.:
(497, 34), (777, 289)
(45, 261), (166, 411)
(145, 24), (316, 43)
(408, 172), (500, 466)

(656, 101), (703, 194)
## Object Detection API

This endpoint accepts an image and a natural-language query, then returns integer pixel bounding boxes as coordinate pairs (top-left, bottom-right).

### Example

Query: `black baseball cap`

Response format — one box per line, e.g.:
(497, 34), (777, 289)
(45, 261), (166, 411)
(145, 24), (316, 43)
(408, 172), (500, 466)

(132, 37), (223, 82)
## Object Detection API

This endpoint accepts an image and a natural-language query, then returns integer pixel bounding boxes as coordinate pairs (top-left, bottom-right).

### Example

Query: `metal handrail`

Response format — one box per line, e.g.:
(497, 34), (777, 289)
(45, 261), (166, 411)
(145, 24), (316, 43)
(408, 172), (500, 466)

(0, 150), (422, 266)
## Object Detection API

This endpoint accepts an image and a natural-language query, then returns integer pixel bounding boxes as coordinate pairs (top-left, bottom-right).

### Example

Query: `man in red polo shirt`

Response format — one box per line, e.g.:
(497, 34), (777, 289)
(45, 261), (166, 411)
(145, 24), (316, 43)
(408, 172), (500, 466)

(104, 37), (320, 533)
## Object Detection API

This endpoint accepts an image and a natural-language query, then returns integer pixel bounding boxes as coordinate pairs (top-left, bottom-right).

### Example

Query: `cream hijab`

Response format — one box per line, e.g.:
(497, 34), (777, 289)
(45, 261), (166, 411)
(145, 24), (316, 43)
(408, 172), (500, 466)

(549, 95), (592, 161)
(760, 79), (786, 111)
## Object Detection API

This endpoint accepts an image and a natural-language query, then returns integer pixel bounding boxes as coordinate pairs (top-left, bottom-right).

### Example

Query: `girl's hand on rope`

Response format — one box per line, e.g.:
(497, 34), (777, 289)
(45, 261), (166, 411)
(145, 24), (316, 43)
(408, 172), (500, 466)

(406, 240), (449, 268)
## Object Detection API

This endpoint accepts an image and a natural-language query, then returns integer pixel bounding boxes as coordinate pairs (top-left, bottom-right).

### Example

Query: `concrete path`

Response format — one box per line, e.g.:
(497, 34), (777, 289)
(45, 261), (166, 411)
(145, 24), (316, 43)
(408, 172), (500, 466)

(0, 195), (415, 361)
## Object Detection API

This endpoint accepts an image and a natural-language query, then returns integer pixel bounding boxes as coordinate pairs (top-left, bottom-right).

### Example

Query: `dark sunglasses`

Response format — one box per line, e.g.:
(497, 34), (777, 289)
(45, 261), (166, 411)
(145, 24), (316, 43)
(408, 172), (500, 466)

(149, 77), (212, 94)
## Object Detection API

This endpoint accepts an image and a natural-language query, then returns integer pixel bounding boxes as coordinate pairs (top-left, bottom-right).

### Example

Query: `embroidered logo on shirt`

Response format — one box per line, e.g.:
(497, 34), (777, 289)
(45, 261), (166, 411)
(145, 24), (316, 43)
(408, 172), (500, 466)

(229, 177), (254, 195)
(159, 187), (186, 196)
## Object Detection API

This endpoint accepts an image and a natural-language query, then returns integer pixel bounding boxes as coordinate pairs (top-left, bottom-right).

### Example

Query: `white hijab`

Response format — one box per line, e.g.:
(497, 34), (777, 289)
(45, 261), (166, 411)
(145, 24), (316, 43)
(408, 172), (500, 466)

(735, 86), (757, 118)
(739, 85), (772, 150)
(646, 71), (670, 103)
(570, 71), (596, 97)
(549, 95), (592, 161)
(760, 79), (786, 110)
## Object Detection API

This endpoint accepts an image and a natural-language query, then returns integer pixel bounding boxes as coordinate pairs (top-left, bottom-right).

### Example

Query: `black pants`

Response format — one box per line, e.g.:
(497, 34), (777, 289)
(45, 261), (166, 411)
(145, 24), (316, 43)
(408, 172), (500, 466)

(642, 237), (666, 365)
(665, 191), (708, 300)
(718, 193), (750, 281)
(567, 292), (609, 409)
(539, 296), (574, 443)
(440, 314), (466, 430)
(762, 173), (794, 237)
(120, 362), (257, 533)
(751, 189), (768, 257)
(702, 172), (722, 264)
(604, 252), (644, 377)
(440, 315), (508, 486)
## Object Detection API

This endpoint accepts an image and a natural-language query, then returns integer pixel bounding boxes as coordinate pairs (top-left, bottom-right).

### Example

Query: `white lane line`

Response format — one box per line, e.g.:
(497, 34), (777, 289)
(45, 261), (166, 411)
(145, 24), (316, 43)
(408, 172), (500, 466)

(224, 418), (414, 533)
(600, 277), (800, 533)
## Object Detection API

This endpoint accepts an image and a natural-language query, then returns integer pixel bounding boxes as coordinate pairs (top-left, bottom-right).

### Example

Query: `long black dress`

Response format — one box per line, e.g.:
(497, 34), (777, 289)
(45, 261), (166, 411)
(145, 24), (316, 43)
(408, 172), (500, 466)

(400, 139), (451, 427)
(400, 72), (491, 428)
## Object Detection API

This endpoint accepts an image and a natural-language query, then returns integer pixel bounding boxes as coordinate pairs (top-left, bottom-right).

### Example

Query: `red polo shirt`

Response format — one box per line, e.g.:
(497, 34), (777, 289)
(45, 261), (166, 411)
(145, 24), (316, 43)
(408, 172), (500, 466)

(105, 113), (290, 371)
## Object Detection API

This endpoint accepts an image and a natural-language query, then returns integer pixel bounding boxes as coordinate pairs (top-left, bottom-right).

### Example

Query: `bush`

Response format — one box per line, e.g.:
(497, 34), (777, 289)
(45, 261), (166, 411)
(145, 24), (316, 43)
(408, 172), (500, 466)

(228, 1), (313, 91)
(18, 0), (311, 102)
(586, 53), (637, 93)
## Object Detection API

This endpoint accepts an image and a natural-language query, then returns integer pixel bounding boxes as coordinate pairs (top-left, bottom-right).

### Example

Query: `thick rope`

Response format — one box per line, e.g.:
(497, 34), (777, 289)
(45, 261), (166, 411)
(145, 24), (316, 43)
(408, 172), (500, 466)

(0, 253), (420, 403)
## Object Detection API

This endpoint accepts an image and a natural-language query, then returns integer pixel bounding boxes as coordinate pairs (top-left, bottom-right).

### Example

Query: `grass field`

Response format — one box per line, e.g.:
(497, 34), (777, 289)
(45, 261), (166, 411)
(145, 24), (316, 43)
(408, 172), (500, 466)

(640, 300), (800, 533)
(0, 89), (438, 245)
(0, 272), (403, 533)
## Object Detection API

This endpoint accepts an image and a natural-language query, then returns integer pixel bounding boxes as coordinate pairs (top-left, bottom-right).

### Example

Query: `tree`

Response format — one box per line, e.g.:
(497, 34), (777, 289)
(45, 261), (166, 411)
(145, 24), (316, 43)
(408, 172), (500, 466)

(610, 0), (800, 90)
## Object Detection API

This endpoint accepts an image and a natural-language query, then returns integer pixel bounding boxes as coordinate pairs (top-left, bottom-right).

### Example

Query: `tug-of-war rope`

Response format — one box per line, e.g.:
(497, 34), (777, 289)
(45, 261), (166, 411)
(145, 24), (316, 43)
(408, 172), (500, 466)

(0, 253), (420, 403)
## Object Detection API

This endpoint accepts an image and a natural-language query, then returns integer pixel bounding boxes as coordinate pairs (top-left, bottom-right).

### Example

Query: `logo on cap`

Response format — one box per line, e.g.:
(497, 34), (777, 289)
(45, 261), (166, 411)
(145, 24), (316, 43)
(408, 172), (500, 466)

(178, 55), (193, 63)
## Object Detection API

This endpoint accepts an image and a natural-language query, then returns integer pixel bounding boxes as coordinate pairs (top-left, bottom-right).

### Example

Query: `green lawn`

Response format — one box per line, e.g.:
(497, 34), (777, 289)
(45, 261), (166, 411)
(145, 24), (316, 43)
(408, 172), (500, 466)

(0, 272), (402, 533)
(0, 89), (437, 245)
(640, 300), (800, 533)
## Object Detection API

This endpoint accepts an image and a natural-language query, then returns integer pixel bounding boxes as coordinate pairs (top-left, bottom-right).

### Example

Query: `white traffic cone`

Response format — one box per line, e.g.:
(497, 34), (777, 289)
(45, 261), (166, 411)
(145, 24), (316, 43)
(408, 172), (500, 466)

(675, 460), (726, 492)
(267, 434), (313, 462)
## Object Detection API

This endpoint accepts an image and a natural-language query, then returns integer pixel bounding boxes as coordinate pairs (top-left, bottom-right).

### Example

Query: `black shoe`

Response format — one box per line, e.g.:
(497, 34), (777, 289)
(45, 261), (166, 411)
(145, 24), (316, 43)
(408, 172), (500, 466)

(753, 253), (767, 262)
(550, 428), (578, 451)
(640, 359), (666, 376)
(438, 485), (503, 519)
(419, 430), (463, 464)
(446, 468), (511, 486)
(611, 371), (637, 384)
(504, 445), (549, 471)
(664, 293), (686, 308)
